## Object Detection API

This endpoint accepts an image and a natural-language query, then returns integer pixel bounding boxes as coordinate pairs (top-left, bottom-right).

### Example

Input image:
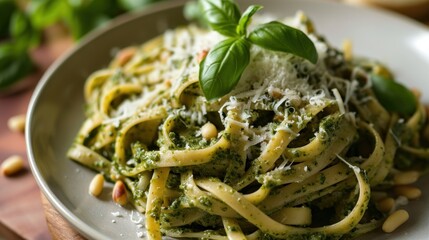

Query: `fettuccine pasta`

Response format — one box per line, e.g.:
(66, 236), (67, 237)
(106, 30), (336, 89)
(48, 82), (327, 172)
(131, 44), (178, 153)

(68, 11), (429, 240)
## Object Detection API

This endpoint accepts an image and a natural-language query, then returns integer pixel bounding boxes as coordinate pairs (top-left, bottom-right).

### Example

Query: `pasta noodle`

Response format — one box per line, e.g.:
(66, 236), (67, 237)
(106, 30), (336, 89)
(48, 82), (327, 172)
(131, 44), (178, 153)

(68, 10), (429, 240)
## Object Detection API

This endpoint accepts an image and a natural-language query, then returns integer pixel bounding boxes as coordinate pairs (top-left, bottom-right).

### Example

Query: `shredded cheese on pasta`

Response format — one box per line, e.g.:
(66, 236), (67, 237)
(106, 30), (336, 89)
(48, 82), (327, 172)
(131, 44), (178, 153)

(68, 12), (429, 240)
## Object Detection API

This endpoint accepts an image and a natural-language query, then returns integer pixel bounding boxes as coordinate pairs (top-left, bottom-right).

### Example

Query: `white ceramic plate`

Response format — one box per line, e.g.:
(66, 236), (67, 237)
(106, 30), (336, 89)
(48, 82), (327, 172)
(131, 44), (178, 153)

(26, 0), (429, 239)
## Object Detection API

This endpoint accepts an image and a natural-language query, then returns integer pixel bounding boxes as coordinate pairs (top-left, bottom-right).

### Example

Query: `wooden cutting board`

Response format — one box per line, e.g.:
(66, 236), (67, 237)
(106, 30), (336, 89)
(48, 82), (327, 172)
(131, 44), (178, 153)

(41, 195), (85, 240)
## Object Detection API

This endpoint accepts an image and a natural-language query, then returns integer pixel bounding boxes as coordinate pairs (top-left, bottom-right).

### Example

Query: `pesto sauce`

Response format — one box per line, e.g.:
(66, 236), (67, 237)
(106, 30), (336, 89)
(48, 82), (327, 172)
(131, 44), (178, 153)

(130, 141), (160, 169)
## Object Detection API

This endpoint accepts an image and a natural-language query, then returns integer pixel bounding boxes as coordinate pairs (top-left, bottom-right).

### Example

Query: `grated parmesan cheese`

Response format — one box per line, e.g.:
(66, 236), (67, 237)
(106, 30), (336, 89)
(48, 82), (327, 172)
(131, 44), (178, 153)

(332, 88), (346, 115)
(111, 211), (123, 217)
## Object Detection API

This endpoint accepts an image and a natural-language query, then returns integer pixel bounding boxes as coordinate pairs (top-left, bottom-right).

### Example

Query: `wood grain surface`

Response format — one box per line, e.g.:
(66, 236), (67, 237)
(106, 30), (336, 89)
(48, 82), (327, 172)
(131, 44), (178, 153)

(0, 85), (51, 240)
(40, 195), (84, 240)
(0, 36), (72, 240)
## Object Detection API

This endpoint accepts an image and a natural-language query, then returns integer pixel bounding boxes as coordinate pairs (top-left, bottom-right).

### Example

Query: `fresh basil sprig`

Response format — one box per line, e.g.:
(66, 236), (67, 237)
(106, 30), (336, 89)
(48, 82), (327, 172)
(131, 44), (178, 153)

(198, 0), (318, 100)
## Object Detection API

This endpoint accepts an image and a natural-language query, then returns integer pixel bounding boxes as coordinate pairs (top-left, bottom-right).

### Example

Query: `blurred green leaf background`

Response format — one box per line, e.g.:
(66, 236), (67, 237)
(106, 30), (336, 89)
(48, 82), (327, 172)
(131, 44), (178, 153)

(0, 0), (166, 91)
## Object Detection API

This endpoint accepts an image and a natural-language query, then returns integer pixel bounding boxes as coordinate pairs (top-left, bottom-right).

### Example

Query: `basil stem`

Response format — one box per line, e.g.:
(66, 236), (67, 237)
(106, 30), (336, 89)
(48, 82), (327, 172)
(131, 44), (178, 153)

(371, 74), (417, 116)
(199, 37), (250, 100)
(248, 21), (318, 64)
(199, 0), (241, 37)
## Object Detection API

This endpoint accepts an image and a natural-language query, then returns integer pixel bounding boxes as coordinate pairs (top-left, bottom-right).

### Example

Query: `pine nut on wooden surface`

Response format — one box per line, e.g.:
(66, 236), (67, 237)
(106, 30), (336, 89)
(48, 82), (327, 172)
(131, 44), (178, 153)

(1, 155), (24, 176)
(7, 114), (26, 133)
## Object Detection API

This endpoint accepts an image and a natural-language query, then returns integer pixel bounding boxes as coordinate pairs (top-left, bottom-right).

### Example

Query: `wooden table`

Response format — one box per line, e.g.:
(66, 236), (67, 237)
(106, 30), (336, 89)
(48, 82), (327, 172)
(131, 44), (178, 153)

(0, 38), (73, 240)
(0, 85), (51, 240)
(0, 6), (428, 240)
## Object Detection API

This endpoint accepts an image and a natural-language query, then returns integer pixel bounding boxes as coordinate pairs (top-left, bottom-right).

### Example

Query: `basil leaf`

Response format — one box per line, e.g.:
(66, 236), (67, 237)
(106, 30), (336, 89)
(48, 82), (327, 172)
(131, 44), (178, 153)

(199, 37), (250, 100)
(118, 0), (162, 11)
(248, 21), (318, 64)
(65, 0), (122, 39)
(10, 11), (40, 50)
(371, 74), (417, 116)
(28, 0), (69, 29)
(67, 8), (109, 39)
(0, 0), (16, 38)
(236, 5), (262, 36)
(199, 0), (241, 37)
(0, 42), (35, 90)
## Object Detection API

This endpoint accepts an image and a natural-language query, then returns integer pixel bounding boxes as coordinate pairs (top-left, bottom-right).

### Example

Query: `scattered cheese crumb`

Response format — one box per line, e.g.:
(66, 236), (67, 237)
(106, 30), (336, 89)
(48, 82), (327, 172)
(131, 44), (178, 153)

(111, 212), (123, 217)
(137, 232), (145, 238)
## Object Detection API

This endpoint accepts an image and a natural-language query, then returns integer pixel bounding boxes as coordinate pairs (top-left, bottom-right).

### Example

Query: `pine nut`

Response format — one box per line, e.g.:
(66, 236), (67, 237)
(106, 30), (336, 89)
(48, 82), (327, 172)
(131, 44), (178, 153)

(395, 186), (421, 200)
(394, 171), (419, 185)
(376, 197), (395, 213)
(382, 209), (409, 233)
(201, 122), (218, 140)
(197, 49), (208, 63)
(89, 174), (104, 197)
(112, 180), (127, 206)
(115, 47), (137, 67)
(1, 155), (24, 176)
(7, 114), (26, 133)
(342, 39), (352, 61)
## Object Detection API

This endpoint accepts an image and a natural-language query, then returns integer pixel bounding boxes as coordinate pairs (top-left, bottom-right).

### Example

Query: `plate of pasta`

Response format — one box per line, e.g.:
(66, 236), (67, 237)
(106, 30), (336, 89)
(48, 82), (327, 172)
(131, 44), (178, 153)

(26, 0), (429, 239)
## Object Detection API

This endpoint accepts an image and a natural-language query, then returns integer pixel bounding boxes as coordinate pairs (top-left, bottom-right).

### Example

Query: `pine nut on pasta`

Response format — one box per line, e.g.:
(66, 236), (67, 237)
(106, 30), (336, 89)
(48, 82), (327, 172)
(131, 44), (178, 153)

(201, 122), (218, 140)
